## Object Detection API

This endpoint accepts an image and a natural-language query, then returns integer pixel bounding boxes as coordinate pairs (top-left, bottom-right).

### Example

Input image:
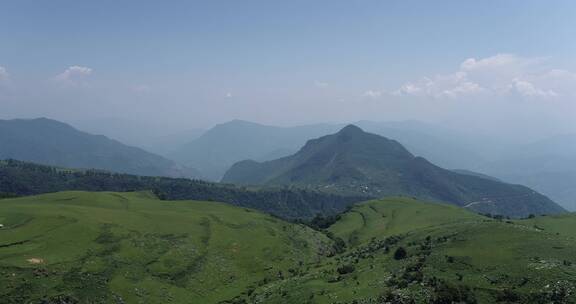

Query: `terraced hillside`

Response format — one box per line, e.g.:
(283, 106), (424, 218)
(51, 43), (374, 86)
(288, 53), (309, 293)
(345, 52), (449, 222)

(0, 192), (331, 303)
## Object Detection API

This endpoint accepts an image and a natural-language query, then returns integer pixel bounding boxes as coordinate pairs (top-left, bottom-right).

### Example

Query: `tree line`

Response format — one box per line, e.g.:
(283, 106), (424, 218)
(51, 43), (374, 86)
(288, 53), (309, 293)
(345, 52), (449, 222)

(0, 159), (368, 219)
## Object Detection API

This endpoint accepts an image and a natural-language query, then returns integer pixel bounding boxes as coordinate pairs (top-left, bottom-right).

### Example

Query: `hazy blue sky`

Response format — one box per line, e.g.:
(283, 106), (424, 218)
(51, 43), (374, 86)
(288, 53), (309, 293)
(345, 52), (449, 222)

(1, 0), (575, 135)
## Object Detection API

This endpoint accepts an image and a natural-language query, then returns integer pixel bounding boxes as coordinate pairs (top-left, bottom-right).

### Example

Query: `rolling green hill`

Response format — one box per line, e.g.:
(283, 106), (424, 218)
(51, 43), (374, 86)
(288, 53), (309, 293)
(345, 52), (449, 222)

(327, 197), (484, 246)
(522, 212), (576, 238)
(223, 125), (564, 218)
(0, 118), (200, 178)
(2, 193), (574, 303)
(0, 191), (332, 303)
(248, 198), (576, 303)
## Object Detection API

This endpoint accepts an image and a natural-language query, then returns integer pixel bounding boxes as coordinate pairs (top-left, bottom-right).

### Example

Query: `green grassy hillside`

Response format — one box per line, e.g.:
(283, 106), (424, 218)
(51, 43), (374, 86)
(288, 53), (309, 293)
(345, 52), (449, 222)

(1, 193), (574, 303)
(522, 213), (576, 238)
(328, 198), (483, 246)
(248, 198), (576, 303)
(0, 191), (331, 303)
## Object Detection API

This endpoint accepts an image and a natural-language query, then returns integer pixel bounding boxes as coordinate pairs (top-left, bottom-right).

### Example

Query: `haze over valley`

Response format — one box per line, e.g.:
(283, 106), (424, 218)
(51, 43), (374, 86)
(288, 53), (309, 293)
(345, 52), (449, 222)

(1, 1), (576, 303)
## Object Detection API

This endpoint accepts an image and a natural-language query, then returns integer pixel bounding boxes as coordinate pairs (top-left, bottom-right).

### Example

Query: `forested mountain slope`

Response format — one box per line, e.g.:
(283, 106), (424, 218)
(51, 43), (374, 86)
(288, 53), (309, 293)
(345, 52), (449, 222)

(223, 125), (565, 218)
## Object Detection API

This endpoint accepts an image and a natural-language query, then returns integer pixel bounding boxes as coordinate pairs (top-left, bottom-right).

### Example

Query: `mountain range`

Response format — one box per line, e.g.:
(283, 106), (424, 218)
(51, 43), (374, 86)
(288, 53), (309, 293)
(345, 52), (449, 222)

(0, 118), (200, 178)
(170, 119), (488, 181)
(223, 125), (565, 217)
(1, 117), (573, 212)
(168, 119), (576, 211)
(1, 119), (574, 303)
(71, 117), (205, 156)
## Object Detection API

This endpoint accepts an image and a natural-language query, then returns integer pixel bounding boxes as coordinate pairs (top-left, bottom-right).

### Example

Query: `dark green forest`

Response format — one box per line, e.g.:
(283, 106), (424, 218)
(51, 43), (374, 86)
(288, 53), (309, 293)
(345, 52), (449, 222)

(0, 159), (367, 219)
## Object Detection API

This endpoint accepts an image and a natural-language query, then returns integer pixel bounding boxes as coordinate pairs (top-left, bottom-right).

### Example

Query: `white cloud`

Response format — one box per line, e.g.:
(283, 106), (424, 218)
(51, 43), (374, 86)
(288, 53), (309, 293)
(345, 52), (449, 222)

(460, 53), (540, 72)
(54, 66), (93, 86)
(394, 54), (576, 100)
(225, 92), (233, 98)
(508, 78), (557, 98)
(394, 71), (484, 99)
(362, 90), (383, 98)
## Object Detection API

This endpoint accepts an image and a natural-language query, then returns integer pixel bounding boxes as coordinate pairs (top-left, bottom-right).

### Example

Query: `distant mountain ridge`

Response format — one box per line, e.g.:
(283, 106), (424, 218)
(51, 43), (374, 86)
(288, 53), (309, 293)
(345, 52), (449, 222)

(173, 119), (575, 211)
(70, 117), (206, 156)
(480, 133), (576, 211)
(223, 125), (565, 217)
(0, 118), (200, 178)
(170, 120), (343, 180)
(170, 119), (487, 181)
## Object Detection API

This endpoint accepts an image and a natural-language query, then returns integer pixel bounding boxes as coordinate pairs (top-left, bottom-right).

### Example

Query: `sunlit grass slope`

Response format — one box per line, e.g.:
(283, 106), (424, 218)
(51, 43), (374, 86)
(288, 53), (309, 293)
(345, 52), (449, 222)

(250, 198), (576, 303)
(521, 212), (576, 238)
(0, 191), (331, 303)
(2, 193), (575, 303)
(328, 197), (483, 246)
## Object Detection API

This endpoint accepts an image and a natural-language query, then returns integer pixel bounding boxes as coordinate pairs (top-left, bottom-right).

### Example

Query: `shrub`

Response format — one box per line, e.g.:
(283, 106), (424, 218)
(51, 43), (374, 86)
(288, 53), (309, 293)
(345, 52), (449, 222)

(336, 264), (355, 275)
(394, 247), (408, 260)
(433, 281), (477, 304)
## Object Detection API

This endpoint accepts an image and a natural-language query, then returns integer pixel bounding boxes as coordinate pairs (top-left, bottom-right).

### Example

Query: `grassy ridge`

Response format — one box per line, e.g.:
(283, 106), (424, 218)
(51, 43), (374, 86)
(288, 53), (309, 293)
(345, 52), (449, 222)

(0, 191), (331, 303)
(522, 213), (576, 238)
(328, 198), (482, 246)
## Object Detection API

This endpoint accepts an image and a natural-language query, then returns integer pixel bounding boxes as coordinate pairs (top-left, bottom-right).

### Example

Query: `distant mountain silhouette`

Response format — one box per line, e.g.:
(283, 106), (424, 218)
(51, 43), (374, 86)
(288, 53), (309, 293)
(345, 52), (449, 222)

(170, 119), (487, 181)
(0, 118), (200, 178)
(480, 133), (576, 211)
(170, 120), (342, 180)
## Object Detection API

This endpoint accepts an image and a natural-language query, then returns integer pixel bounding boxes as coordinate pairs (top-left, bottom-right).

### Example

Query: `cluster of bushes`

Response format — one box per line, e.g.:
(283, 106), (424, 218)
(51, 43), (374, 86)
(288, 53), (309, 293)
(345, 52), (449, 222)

(340, 235), (403, 261)
(306, 213), (346, 230)
(323, 232), (347, 256)
(484, 213), (545, 220)
(493, 281), (574, 303)
(336, 264), (356, 275)
(0, 192), (18, 199)
(429, 279), (477, 304)
(480, 213), (512, 220)
(380, 234), (476, 303)
(393, 247), (408, 260)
